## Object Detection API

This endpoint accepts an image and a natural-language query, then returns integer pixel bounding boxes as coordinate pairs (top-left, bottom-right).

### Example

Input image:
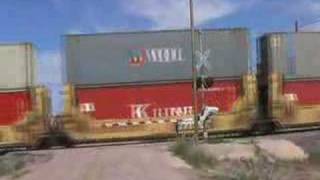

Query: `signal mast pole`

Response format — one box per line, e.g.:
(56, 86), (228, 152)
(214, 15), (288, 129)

(189, 0), (199, 142)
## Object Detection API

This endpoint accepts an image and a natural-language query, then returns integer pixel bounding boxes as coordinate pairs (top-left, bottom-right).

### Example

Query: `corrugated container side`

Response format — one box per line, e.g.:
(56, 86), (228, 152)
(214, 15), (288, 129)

(75, 80), (242, 121)
(0, 43), (36, 89)
(265, 76), (320, 127)
(0, 86), (50, 127)
(294, 34), (320, 78)
(284, 79), (320, 105)
(201, 29), (250, 77)
(65, 30), (197, 86)
(259, 32), (320, 121)
(0, 91), (32, 126)
(262, 33), (320, 78)
(265, 34), (287, 75)
(65, 28), (250, 86)
(0, 86), (53, 146)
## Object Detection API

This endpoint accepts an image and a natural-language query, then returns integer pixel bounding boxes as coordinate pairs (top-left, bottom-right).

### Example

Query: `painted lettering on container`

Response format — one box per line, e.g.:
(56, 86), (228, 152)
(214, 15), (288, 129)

(129, 48), (184, 67)
(130, 104), (193, 118)
(130, 104), (150, 118)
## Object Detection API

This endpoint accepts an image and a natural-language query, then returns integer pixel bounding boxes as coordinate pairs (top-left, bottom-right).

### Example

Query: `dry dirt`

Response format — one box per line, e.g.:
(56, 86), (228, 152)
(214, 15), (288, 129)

(256, 139), (308, 161)
(199, 143), (256, 161)
(200, 138), (309, 161)
(1, 131), (320, 180)
(0, 143), (199, 180)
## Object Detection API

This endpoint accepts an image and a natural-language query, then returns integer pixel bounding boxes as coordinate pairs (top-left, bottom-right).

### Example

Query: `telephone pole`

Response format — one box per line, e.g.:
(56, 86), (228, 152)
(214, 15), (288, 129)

(189, 0), (199, 143)
(295, 20), (299, 32)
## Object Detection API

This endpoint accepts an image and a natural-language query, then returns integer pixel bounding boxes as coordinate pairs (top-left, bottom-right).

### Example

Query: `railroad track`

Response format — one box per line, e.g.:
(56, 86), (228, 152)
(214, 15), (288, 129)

(1, 123), (320, 154)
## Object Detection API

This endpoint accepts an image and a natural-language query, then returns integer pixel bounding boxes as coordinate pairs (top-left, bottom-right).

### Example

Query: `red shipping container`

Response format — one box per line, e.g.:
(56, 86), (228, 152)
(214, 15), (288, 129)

(284, 80), (320, 105)
(76, 80), (241, 120)
(0, 91), (32, 126)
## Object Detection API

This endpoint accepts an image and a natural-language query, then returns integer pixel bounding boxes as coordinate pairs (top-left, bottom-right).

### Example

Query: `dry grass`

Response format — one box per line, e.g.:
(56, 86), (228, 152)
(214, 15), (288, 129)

(209, 145), (290, 180)
(308, 145), (320, 165)
(170, 139), (216, 169)
(171, 139), (314, 180)
(0, 153), (27, 178)
(0, 152), (52, 179)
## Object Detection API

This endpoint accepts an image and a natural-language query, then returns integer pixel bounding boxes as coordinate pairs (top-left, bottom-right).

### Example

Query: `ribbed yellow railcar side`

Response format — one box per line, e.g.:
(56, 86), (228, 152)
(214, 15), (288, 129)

(0, 86), (51, 147)
(62, 74), (258, 142)
(269, 73), (320, 128)
(209, 74), (258, 132)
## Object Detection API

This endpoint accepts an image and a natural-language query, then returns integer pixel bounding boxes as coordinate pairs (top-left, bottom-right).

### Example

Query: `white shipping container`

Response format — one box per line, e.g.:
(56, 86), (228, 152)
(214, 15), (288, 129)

(0, 43), (36, 89)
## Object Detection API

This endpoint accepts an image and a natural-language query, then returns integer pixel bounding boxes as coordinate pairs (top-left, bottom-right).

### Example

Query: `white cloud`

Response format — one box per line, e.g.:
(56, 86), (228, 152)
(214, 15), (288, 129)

(298, 0), (320, 31)
(38, 51), (63, 85)
(308, 1), (320, 14)
(286, 0), (320, 16)
(53, 0), (253, 33)
(67, 25), (131, 35)
(49, 0), (114, 33)
(122, 0), (244, 29)
(66, 29), (87, 35)
(300, 22), (320, 32)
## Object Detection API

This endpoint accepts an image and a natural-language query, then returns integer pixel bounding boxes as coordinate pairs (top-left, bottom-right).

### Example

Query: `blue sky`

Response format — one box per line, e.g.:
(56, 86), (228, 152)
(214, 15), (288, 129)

(1, 0), (320, 113)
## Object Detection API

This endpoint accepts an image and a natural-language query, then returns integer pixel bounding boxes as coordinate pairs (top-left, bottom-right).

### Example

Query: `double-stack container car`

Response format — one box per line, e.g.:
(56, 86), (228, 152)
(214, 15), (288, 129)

(259, 32), (320, 128)
(0, 43), (50, 148)
(64, 28), (257, 141)
(5, 29), (320, 148)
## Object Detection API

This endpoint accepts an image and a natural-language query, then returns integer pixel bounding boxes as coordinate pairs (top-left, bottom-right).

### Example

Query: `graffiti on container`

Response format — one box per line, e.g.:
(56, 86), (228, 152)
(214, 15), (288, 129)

(129, 48), (184, 67)
(130, 104), (193, 118)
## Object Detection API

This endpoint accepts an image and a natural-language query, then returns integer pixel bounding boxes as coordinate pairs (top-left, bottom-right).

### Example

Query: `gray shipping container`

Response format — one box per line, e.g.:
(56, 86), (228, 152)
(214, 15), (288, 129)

(0, 43), (36, 90)
(260, 32), (320, 78)
(200, 29), (250, 77)
(65, 28), (250, 86)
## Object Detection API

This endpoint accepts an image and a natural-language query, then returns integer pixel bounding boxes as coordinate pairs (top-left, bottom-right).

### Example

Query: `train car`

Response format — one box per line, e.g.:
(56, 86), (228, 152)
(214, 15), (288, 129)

(0, 43), (50, 148)
(63, 29), (257, 141)
(259, 32), (320, 128)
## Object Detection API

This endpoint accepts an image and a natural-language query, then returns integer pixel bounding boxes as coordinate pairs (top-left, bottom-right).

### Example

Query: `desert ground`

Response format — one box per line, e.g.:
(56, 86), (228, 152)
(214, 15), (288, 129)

(1, 131), (320, 180)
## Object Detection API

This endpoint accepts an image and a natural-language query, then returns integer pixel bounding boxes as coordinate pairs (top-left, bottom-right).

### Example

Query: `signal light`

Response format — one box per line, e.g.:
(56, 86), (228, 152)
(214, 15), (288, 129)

(196, 77), (213, 89)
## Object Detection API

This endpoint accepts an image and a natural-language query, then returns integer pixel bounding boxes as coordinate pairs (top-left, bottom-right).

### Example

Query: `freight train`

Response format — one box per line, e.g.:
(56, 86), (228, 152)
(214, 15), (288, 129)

(0, 43), (51, 149)
(1, 29), (320, 149)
